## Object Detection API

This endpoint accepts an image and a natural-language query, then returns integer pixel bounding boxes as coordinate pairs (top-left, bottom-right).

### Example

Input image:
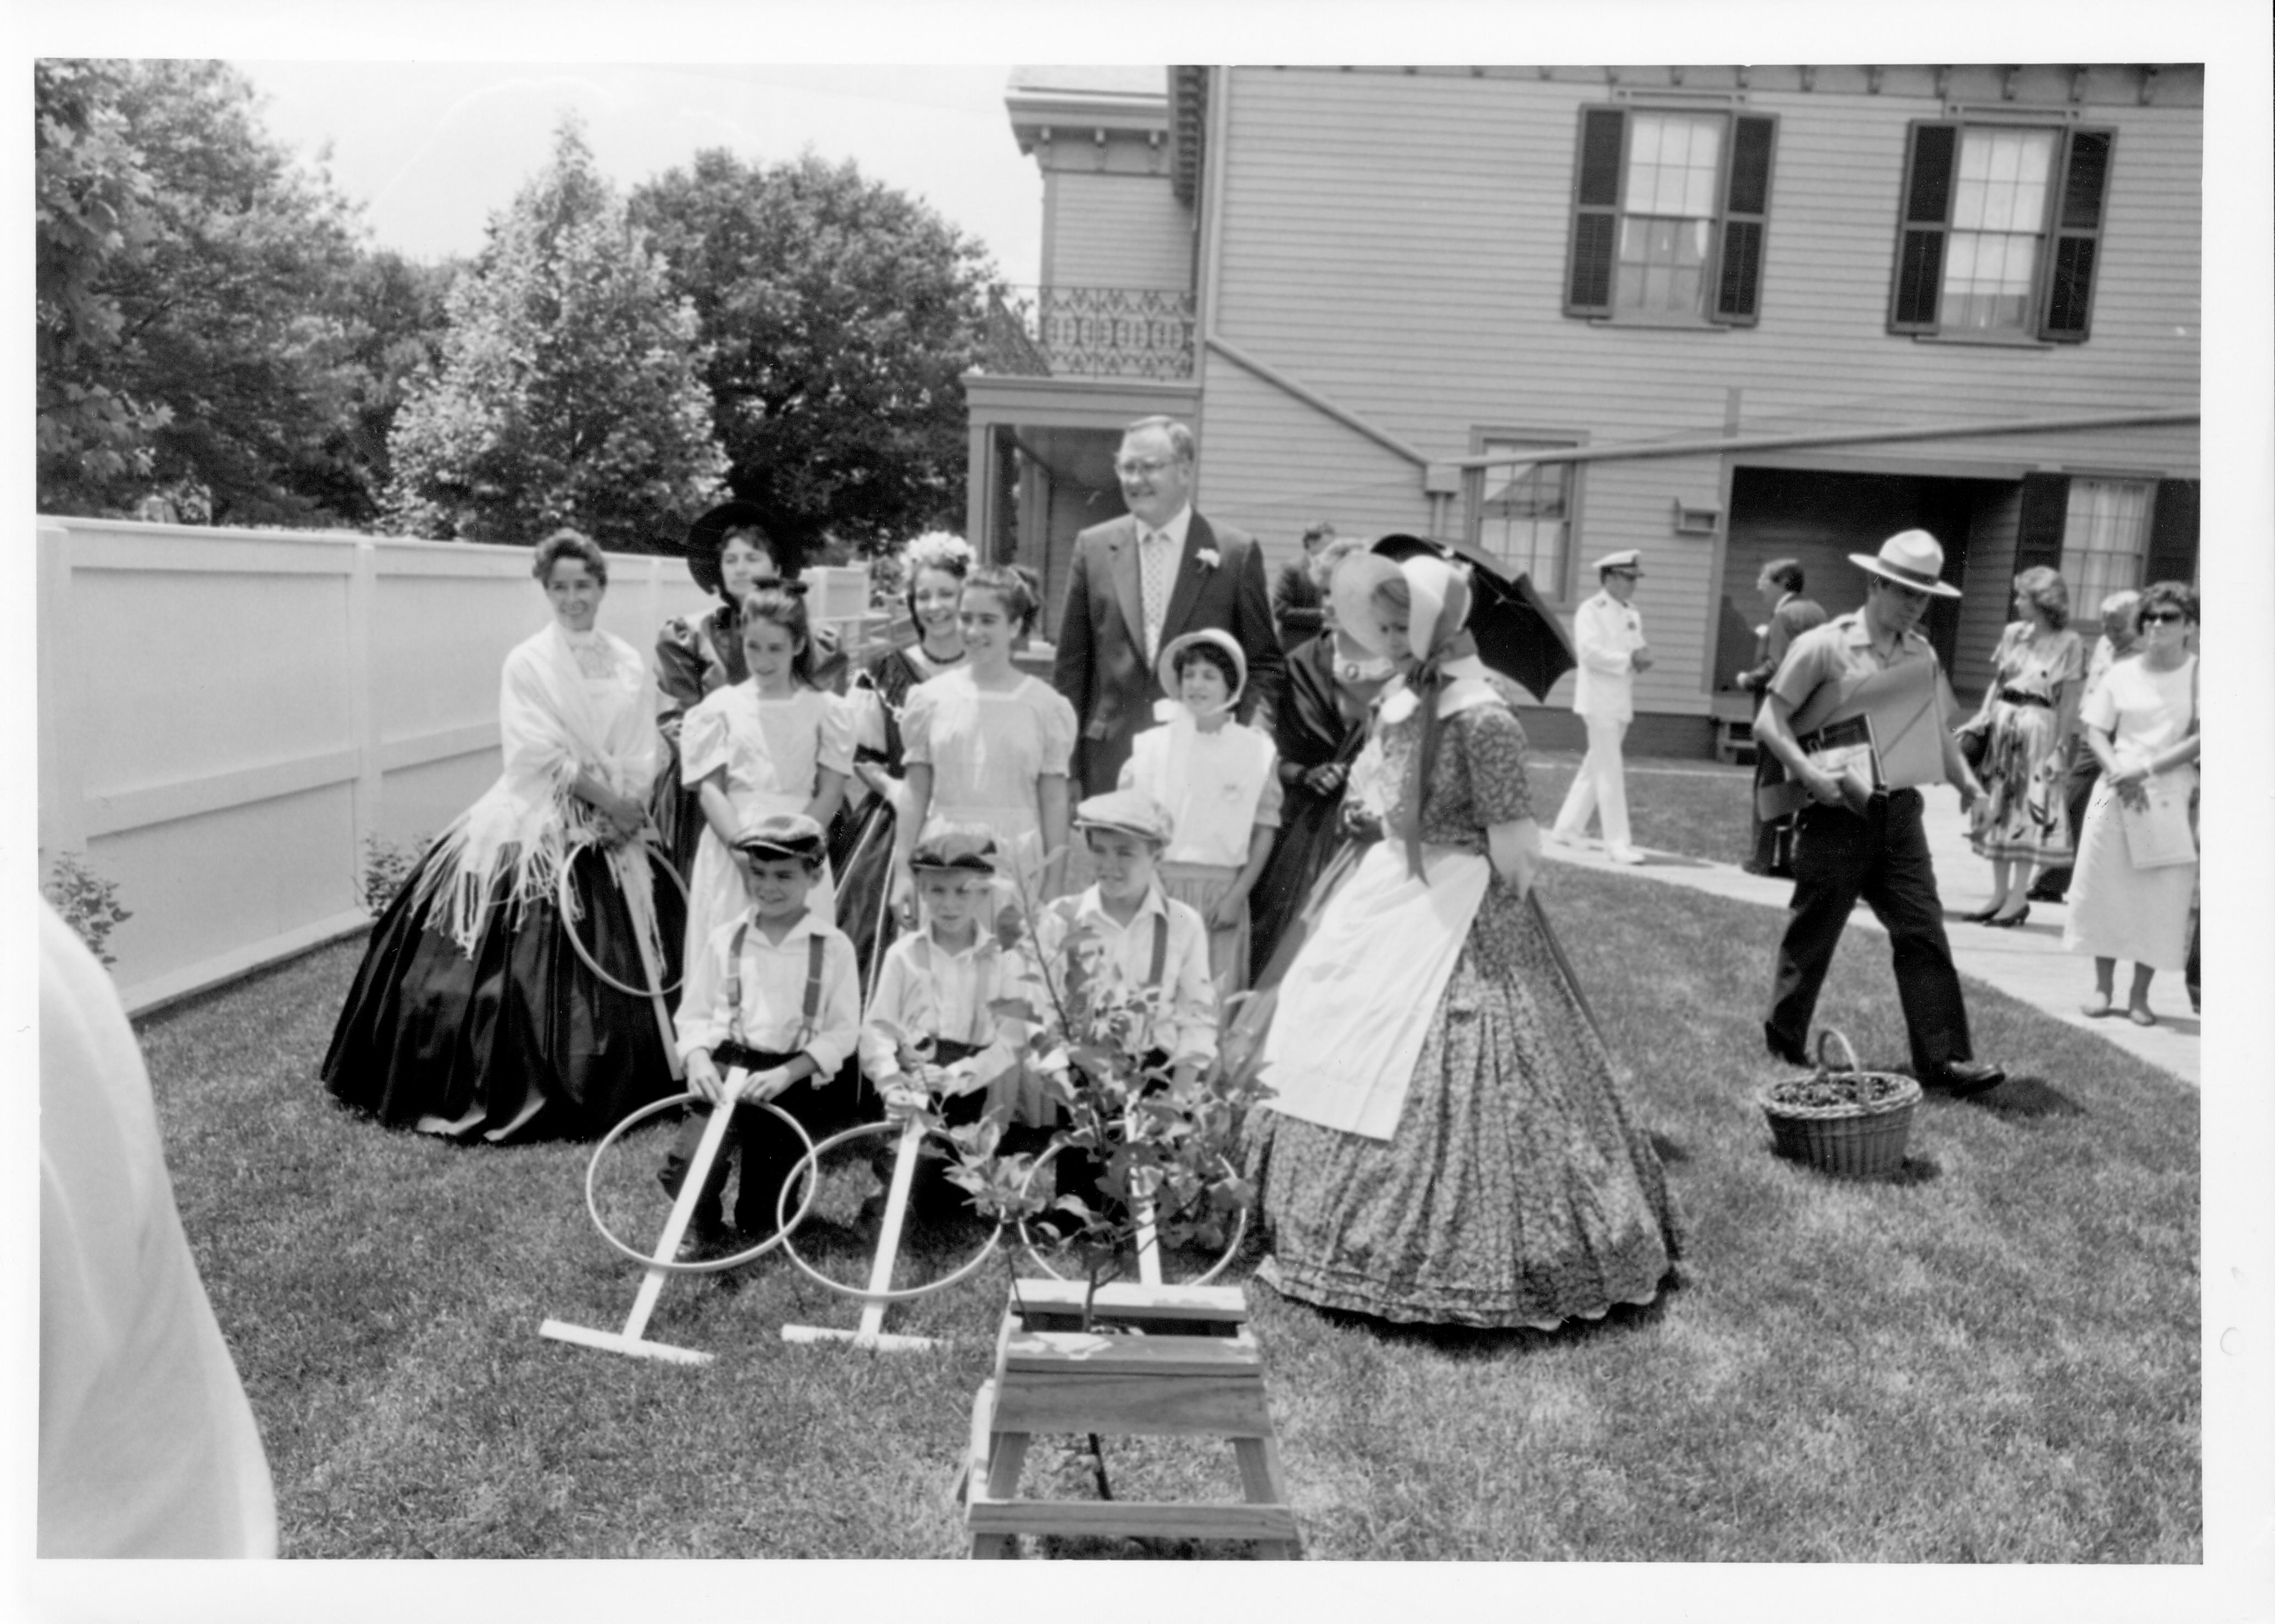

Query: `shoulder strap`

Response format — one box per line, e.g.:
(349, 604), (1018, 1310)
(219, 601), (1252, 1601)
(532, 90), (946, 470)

(724, 919), (750, 1043)
(796, 931), (826, 1049)
(1146, 910), (1167, 991)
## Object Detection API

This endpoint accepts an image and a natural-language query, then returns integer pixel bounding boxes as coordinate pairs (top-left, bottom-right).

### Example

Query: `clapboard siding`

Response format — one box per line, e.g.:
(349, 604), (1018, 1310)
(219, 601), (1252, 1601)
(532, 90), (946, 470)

(1209, 70), (2198, 458)
(1182, 66), (2198, 733)
(1045, 168), (1194, 290)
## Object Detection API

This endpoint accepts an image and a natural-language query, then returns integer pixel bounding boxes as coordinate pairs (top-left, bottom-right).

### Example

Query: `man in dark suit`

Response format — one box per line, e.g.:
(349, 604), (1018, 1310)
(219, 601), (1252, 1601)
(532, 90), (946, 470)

(1734, 557), (1827, 876)
(1051, 415), (1285, 797)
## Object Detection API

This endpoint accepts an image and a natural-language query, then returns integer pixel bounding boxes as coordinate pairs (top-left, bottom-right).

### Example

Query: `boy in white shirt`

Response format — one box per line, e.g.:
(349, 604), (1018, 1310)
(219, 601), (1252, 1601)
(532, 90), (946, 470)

(662, 813), (861, 1257)
(860, 825), (1036, 1224)
(1120, 629), (1283, 994)
(1028, 789), (1218, 1232)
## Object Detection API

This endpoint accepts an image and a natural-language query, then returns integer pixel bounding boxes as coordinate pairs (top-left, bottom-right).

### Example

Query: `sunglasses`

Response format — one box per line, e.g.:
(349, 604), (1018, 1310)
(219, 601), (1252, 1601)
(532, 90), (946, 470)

(2138, 609), (2187, 624)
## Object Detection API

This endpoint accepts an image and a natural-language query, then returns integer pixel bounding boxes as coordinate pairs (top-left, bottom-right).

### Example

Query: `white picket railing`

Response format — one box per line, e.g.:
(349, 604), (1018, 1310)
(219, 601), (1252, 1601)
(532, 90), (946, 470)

(37, 517), (726, 1015)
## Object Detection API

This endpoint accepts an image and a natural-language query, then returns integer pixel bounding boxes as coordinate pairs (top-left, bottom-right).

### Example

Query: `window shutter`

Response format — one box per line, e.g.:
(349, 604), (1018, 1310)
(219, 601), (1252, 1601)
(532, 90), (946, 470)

(1712, 115), (1776, 325)
(1566, 108), (1625, 317)
(2041, 128), (2113, 342)
(2141, 478), (2199, 587)
(1889, 122), (1958, 334)
(2013, 473), (2071, 578)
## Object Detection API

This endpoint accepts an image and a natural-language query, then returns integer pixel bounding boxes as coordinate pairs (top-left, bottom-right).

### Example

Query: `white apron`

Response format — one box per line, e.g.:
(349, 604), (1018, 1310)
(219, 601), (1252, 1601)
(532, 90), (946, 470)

(1258, 839), (1492, 1141)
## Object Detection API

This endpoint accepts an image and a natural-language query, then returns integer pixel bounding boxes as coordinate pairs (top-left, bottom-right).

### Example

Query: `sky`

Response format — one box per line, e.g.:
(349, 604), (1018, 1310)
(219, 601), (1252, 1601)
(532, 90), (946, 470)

(235, 62), (1048, 285)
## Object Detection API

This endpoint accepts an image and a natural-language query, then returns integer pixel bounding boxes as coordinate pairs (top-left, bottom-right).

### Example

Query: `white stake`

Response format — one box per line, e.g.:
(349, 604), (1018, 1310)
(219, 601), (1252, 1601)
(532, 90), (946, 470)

(781, 1112), (941, 1352)
(539, 1072), (746, 1364)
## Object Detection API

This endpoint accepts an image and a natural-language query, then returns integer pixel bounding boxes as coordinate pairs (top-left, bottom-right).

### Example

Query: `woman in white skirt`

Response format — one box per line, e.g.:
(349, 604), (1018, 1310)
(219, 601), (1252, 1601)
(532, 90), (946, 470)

(2064, 581), (2199, 1026)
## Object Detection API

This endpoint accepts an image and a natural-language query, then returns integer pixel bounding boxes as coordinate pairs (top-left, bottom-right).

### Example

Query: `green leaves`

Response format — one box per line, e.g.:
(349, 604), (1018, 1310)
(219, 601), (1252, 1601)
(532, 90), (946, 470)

(383, 119), (726, 549)
(629, 149), (992, 558)
(37, 59), (377, 523)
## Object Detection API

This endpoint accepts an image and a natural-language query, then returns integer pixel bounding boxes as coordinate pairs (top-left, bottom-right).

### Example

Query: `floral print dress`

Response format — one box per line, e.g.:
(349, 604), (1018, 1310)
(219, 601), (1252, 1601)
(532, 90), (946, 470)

(1967, 620), (2086, 864)
(1255, 699), (1682, 1329)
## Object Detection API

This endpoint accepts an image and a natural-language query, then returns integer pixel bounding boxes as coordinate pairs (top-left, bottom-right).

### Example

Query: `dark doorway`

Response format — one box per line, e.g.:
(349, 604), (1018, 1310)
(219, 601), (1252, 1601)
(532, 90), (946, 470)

(1718, 467), (2010, 687)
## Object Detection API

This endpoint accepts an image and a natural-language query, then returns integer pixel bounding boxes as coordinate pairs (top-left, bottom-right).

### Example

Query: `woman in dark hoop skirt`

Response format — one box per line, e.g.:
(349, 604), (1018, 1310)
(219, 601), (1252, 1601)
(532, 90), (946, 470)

(828, 530), (973, 991)
(322, 531), (685, 1143)
(1245, 534), (1396, 984)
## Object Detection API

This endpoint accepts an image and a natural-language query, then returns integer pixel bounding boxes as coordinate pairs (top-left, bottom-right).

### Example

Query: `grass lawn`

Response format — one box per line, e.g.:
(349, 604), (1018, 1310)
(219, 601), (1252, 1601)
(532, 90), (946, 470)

(141, 863), (2196, 1561)
(1522, 752), (1759, 868)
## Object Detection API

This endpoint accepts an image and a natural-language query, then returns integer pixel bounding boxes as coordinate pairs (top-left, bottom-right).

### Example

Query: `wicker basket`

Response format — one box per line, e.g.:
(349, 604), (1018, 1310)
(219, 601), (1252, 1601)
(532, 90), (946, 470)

(1756, 1030), (1921, 1178)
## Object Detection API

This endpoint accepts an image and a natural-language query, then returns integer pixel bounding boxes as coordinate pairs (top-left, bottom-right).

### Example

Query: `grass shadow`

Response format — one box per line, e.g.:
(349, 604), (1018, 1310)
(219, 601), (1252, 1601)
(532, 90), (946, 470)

(1647, 1130), (1692, 1166)
(1297, 1272), (1683, 1362)
(1765, 1146), (1944, 1185)
(1973, 1074), (2088, 1119)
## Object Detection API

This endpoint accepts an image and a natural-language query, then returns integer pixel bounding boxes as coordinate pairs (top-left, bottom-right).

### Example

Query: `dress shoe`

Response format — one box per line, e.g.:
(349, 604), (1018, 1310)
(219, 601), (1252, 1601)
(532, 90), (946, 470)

(1607, 846), (1647, 866)
(1958, 903), (2002, 923)
(1765, 1034), (1810, 1067)
(1924, 1060), (2005, 1096)
(1741, 860), (1771, 877)
(2027, 877), (2069, 903)
(1984, 904), (2030, 929)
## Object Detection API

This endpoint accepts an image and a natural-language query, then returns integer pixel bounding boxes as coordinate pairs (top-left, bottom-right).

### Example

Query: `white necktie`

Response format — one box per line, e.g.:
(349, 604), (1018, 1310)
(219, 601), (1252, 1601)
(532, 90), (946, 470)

(1141, 530), (1175, 659)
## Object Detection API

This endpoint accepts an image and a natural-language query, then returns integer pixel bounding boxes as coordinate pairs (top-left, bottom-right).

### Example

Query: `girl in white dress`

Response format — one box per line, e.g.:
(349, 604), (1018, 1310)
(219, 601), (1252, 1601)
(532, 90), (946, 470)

(1119, 629), (1282, 994)
(679, 586), (852, 1018)
(2064, 581), (2200, 1026)
(891, 565), (1077, 918)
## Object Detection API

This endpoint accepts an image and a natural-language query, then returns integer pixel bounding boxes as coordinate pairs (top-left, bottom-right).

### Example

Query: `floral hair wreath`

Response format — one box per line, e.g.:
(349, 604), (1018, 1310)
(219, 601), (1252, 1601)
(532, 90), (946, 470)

(900, 530), (976, 579)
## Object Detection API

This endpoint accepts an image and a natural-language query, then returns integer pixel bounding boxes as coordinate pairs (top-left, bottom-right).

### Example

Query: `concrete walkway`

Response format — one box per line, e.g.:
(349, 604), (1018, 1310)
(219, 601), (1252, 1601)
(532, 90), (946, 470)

(1537, 762), (2200, 1086)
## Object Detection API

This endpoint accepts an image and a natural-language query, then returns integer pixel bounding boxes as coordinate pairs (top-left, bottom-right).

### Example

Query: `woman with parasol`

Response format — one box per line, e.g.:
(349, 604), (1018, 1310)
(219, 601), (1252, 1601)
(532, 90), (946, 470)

(1242, 533), (1396, 982)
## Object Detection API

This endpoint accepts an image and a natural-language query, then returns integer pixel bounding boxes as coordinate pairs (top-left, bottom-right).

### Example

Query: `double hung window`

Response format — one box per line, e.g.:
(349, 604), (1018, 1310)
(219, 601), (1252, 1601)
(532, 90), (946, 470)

(1471, 439), (1577, 599)
(1889, 122), (2114, 341)
(2058, 478), (2154, 622)
(1566, 106), (1778, 325)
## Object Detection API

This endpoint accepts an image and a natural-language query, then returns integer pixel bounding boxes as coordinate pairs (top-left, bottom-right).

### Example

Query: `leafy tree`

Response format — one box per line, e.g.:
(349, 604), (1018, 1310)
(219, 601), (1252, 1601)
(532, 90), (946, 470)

(37, 59), (170, 501)
(630, 149), (992, 559)
(296, 251), (459, 525)
(386, 120), (726, 549)
(36, 59), (377, 525)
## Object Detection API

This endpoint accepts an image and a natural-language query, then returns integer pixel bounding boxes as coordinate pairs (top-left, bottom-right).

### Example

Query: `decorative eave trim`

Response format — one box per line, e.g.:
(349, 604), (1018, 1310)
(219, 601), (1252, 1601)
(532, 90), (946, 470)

(1169, 65), (1208, 206)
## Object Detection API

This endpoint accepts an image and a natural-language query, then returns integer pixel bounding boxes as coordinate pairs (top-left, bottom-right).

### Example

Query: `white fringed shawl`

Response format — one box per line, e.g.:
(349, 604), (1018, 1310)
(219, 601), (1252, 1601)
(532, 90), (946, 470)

(410, 624), (662, 957)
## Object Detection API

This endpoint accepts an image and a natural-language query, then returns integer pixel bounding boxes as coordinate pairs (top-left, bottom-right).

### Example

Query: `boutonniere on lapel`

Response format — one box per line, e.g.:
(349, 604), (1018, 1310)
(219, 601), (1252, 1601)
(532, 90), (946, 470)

(1194, 547), (1222, 574)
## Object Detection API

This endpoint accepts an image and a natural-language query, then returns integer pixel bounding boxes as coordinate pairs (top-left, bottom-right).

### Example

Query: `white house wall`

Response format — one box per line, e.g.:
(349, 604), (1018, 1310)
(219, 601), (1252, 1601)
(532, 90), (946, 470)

(1043, 166), (1195, 290)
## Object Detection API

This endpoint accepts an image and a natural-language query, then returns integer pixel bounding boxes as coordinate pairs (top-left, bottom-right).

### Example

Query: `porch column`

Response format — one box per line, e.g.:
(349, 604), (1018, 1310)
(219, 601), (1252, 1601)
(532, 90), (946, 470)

(967, 422), (997, 558)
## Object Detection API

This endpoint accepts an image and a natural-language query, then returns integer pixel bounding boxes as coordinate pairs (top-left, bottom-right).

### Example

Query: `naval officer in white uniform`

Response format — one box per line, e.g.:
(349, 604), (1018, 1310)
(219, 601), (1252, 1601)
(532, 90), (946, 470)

(1551, 550), (1652, 864)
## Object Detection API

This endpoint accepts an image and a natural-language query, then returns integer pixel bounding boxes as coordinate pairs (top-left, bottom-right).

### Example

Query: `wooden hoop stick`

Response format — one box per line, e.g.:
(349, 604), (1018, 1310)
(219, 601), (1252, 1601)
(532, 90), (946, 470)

(779, 1115), (1005, 1351)
(540, 1073), (817, 1363)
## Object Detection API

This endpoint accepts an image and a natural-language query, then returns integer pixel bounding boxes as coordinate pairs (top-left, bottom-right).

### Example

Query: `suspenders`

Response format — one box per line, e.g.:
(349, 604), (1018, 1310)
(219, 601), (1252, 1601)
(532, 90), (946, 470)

(1057, 900), (1169, 1012)
(722, 922), (828, 1052)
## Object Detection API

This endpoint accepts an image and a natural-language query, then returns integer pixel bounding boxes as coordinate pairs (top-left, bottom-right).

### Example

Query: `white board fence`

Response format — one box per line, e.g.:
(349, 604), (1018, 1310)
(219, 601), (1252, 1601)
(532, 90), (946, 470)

(37, 517), (723, 1015)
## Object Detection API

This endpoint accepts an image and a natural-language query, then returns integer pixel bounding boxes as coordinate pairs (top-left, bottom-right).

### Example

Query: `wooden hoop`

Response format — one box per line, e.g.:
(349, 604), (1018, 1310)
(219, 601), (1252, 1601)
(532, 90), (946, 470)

(773, 1119), (1005, 1302)
(1012, 1143), (1249, 1287)
(557, 837), (689, 1001)
(582, 1091), (817, 1274)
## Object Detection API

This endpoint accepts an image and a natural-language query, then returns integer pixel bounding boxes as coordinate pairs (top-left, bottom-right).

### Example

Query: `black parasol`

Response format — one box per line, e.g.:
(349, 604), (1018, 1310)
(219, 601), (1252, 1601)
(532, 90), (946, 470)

(1369, 533), (1575, 702)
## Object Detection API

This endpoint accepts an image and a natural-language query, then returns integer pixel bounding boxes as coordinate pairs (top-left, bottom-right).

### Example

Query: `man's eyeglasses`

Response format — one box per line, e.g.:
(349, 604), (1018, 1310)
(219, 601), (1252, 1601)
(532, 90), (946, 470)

(2138, 609), (2186, 624)
(1114, 456), (1175, 479)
